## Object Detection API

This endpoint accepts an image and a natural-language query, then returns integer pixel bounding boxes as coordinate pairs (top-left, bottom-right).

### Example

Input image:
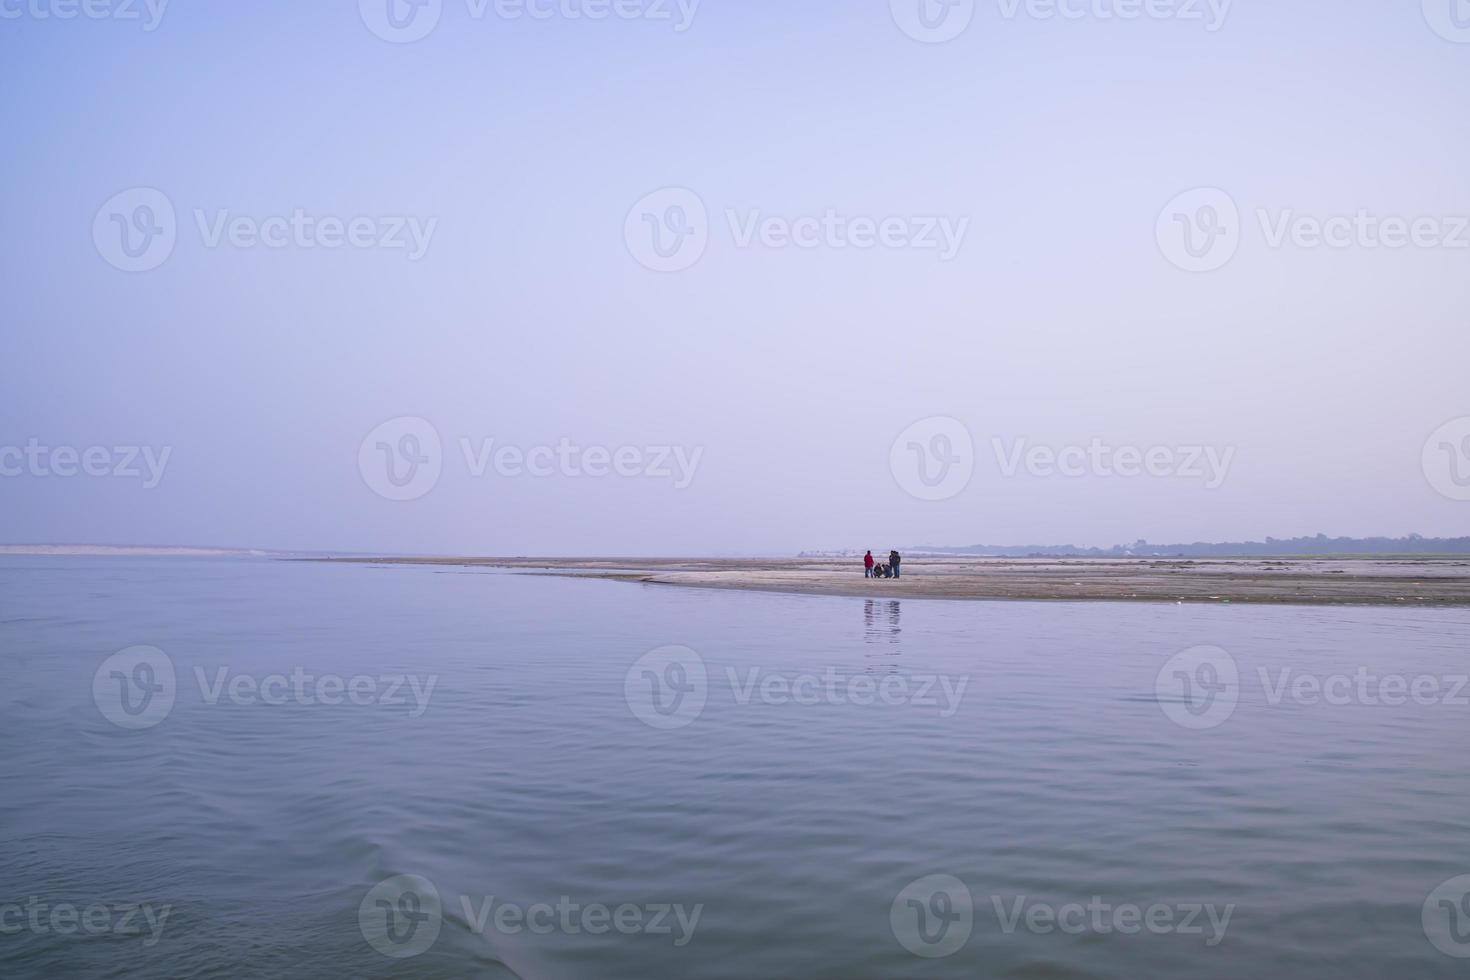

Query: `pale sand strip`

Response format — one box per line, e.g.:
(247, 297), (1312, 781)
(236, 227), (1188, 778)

(312, 556), (1470, 607)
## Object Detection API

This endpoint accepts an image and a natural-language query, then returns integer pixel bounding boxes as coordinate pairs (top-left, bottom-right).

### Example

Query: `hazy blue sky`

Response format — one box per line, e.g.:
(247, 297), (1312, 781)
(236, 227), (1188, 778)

(2, 0), (1468, 554)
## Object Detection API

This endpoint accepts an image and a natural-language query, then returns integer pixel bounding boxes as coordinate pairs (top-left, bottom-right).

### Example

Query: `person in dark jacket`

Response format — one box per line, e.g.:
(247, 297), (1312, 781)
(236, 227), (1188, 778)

(864, 551), (875, 578)
(889, 551), (902, 579)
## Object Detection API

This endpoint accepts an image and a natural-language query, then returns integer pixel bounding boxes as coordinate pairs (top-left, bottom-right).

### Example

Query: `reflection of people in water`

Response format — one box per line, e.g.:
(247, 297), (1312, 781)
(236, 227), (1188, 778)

(864, 599), (901, 643)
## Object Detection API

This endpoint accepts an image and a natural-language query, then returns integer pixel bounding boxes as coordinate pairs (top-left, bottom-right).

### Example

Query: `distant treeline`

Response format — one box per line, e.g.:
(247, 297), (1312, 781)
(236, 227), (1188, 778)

(912, 534), (1470, 557)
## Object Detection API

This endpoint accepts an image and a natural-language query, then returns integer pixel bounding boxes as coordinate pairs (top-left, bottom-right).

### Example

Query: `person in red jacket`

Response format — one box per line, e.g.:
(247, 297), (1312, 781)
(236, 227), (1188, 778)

(863, 551), (875, 578)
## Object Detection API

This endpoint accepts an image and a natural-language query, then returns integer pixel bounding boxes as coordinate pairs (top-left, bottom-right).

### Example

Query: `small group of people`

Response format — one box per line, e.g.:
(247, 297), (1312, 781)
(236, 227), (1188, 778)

(863, 550), (902, 579)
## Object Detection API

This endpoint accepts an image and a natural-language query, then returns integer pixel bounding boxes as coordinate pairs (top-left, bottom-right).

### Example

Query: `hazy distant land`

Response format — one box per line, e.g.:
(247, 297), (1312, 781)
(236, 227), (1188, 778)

(0, 544), (267, 557)
(899, 533), (1470, 558)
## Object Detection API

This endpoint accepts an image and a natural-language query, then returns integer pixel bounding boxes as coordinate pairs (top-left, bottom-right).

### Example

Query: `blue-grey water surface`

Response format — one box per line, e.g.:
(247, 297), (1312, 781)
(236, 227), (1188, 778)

(3, 557), (1470, 978)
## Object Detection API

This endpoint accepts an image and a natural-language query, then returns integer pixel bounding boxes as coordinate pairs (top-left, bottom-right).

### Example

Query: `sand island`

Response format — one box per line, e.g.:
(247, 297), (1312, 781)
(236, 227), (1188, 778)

(317, 555), (1470, 607)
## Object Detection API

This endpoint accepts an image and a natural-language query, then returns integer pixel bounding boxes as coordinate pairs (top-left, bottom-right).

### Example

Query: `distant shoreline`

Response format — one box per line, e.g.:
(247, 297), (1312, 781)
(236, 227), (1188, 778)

(309, 555), (1470, 608)
(0, 544), (265, 557)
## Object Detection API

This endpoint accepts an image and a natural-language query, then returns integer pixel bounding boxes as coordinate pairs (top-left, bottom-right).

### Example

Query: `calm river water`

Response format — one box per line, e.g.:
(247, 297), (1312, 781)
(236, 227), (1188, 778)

(3, 557), (1469, 978)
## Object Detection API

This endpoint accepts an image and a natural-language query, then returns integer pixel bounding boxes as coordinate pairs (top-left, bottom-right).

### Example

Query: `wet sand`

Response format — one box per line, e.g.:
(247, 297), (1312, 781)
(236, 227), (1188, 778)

(318, 555), (1470, 607)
